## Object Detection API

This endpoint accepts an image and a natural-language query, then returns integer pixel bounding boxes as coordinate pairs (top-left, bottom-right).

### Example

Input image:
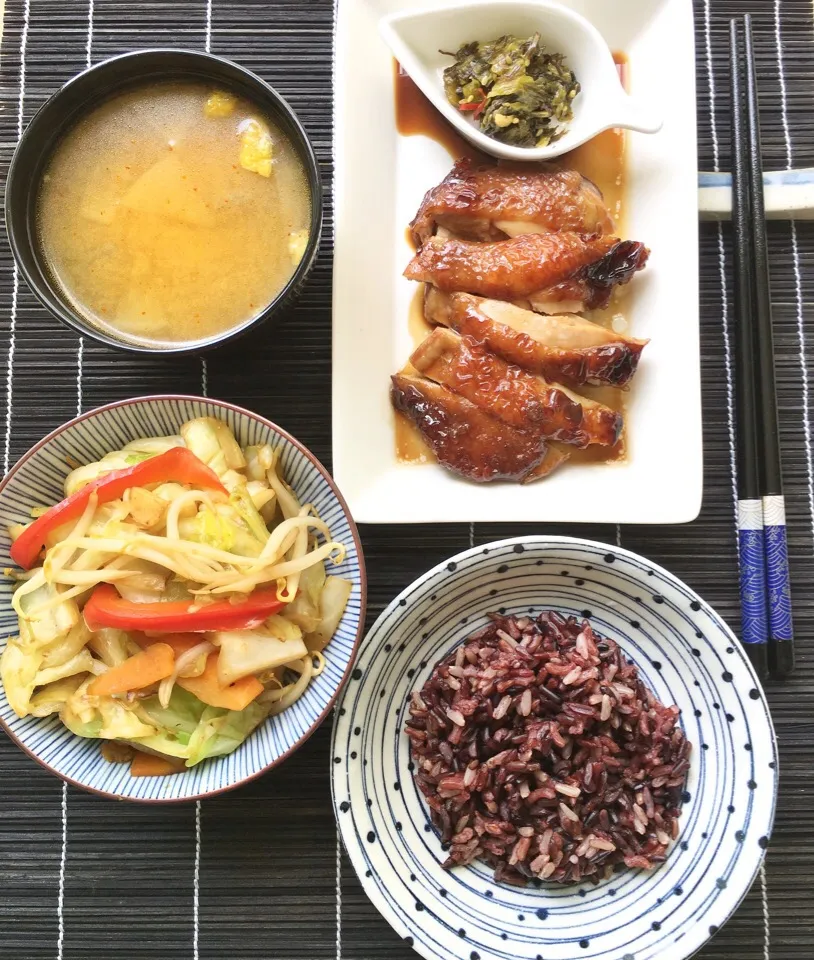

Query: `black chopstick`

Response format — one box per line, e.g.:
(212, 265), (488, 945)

(743, 16), (795, 679)
(729, 18), (769, 682)
(730, 16), (794, 681)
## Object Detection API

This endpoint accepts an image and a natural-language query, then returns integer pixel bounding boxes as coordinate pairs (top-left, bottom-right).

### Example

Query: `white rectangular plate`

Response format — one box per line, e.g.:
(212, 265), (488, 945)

(333, 0), (701, 524)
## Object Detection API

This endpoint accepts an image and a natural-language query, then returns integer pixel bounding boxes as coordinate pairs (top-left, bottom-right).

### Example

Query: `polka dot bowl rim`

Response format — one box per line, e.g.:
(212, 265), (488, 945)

(331, 535), (777, 960)
(0, 395), (366, 802)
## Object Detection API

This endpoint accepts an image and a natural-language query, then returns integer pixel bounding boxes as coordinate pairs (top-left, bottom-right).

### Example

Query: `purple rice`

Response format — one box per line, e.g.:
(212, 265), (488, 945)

(405, 611), (691, 886)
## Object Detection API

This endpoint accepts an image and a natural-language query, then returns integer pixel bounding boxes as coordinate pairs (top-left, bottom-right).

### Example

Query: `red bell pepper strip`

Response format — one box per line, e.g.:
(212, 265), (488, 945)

(10, 447), (227, 570)
(83, 583), (285, 633)
(458, 88), (487, 118)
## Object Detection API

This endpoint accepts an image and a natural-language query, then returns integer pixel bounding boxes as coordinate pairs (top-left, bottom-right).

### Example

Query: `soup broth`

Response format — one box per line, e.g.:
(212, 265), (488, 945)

(37, 81), (312, 347)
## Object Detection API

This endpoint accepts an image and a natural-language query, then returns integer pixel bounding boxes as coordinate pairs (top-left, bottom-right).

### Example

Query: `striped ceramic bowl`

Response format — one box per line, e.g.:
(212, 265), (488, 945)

(0, 396), (366, 802)
(331, 536), (777, 960)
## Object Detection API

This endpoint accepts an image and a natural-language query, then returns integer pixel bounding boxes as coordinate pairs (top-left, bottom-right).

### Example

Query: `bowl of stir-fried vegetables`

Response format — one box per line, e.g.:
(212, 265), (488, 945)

(0, 396), (365, 801)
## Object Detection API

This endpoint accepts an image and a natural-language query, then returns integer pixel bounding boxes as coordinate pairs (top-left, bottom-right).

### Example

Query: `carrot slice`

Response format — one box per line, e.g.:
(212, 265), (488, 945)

(133, 632), (205, 656)
(87, 643), (175, 696)
(130, 751), (186, 777)
(177, 652), (263, 711)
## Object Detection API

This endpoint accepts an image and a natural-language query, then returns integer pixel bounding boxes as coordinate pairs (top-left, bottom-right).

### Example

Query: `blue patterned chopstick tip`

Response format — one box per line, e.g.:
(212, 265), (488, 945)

(737, 499), (768, 645)
(763, 495), (793, 641)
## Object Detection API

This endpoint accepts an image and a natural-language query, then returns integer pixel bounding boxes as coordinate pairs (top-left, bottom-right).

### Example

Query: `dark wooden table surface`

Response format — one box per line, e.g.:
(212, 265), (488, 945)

(0, 1), (812, 957)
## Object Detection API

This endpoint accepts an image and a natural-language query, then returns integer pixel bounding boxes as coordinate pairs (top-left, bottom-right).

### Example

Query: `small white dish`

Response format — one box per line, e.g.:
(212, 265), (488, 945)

(332, 536), (778, 960)
(379, 0), (663, 162)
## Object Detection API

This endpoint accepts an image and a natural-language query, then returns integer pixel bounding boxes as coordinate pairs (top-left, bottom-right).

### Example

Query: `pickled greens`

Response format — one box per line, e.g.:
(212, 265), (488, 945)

(442, 33), (580, 148)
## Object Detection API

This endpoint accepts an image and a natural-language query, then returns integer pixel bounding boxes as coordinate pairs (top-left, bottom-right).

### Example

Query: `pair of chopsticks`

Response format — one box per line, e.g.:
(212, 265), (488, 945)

(729, 16), (794, 682)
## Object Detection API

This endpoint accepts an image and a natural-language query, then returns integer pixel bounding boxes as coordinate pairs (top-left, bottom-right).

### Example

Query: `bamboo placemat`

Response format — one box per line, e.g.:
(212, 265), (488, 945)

(0, 2), (812, 958)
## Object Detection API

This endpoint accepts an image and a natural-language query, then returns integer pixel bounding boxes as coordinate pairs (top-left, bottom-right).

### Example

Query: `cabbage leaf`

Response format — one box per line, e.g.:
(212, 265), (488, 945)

(132, 686), (271, 766)
(60, 679), (157, 740)
(186, 699), (271, 766)
(17, 581), (80, 647)
(1, 638), (43, 717)
(28, 675), (86, 718)
(212, 629), (306, 685)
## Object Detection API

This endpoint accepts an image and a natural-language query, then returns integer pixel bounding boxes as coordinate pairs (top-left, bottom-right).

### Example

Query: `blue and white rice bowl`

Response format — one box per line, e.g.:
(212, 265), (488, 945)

(0, 395), (366, 802)
(331, 536), (777, 960)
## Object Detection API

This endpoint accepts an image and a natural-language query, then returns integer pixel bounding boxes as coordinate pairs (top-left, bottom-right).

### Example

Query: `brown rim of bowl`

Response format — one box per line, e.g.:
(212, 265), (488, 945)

(0, 394), (368, 803)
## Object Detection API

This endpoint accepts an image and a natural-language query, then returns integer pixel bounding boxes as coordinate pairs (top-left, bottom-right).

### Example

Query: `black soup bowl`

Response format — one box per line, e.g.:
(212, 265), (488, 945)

(5, 49), (323, 355)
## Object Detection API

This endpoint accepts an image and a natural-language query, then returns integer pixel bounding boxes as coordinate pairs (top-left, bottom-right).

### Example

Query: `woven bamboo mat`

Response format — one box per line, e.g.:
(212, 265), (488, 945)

(0, 1), (812, 957)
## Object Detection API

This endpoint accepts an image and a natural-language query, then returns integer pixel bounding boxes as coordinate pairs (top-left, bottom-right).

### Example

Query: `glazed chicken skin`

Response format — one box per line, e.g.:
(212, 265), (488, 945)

(410, 329), (622, 449)
(394, 160), (649, 485)
(410, 329), (584, 445)
(410, 159), (614, 246)
(424, 288), (648, 388)
(404, 233), (649, 310)
(524, 239), (650, 313)
(390, 373), (566, 483)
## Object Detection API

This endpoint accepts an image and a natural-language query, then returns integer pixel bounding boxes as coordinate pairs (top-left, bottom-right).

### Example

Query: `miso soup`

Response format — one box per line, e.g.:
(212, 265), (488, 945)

(37, 81), (312, 347)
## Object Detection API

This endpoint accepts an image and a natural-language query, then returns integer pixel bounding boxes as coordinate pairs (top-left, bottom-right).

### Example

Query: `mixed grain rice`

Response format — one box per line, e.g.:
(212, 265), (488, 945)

(405, 611), (691, 886)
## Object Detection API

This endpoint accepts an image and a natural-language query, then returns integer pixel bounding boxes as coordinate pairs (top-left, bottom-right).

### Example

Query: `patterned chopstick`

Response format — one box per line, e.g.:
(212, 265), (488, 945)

(762, 494), (793, 675)
(730, 16), (795, 681)
(742, 16), (795, 678)
(730, 18), (769, 681)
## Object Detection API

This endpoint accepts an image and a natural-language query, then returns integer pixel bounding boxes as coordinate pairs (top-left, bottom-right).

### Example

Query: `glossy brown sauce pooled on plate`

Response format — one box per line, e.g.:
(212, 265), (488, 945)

(395, 61), (487, 164)
(393, 57), (631, 470)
